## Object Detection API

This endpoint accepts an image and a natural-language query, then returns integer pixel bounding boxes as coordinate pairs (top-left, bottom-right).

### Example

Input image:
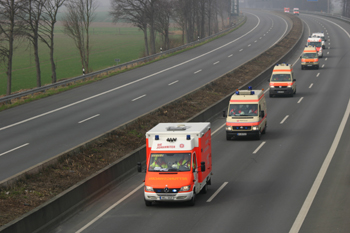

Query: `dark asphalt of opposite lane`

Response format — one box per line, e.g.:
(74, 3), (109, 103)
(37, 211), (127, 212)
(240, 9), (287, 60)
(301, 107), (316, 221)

(49, 12), (350, 233)
(0, 10), (291, 182)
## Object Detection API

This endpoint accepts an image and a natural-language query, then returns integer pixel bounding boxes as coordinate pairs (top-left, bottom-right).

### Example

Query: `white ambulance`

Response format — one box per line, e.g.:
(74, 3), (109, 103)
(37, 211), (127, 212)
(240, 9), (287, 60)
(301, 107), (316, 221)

(139, 122), (212, 206)
(312, 32), (326, 49)
(223, 87), (267, 140)
(307, 37), (323, 57)
(268, 63), (296, 97)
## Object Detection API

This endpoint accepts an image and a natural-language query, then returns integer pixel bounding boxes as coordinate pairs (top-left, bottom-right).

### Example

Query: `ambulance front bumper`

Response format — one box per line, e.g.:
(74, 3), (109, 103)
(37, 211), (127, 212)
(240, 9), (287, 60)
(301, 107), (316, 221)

(144, 191), (194, 202)
(269, 87), (294, 95)
(226, 128), (260, 137)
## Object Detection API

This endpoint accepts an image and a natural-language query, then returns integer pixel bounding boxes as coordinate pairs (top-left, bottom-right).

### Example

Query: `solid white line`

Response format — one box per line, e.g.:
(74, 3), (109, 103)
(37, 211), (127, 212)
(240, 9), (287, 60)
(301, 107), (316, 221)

(213, 61), (220, 65)
(194, 70), (202, 74)
(280, 115), (289, 124)
(239, 49), (243, 52)
(0, 13), (263, 132)
(76, 183), (144, 233)
(78, 114), (100, 124)
(317, 73), (320, 77)
(207, 182), (228, 202)
(253, 141), (266, 154)
(0, 143), (30, 157)
(132, 95), (146, 102)
(289, 99), (350, 233)
(168, 80), (179, 86)
(309, 83), (313, 88)
(264, 88), (270, 94)
(228, 54), (233, 57)
(297, 97), (304, 104)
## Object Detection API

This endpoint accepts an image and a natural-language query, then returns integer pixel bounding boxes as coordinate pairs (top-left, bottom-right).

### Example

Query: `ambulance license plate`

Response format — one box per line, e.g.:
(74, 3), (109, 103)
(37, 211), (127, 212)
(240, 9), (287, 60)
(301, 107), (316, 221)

(237, 133), (247, 136)
(278, 91), (284, 93)
(160, 196), (174, 200)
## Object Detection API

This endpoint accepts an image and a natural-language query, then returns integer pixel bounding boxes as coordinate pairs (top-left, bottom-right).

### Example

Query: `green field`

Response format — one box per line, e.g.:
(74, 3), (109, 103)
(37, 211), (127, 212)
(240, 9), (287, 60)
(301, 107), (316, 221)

(0, 21), (181, 96)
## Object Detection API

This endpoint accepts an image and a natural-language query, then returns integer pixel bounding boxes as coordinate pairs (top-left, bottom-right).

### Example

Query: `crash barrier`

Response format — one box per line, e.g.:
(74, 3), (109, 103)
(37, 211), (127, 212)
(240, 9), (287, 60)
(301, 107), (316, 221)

(0, 17), (246, 105)
(300, 10), (350, 23)
(0, 13), (304, 233)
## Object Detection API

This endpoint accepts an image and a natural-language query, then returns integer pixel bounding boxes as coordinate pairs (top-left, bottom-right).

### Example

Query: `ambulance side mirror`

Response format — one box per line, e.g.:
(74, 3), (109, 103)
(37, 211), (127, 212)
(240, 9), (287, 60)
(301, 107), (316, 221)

(137, 162), (142, 172)
(300, 56), (302, 58)
(223, 111), (226, 117)
(293, 79), (296, 81)
(260, 110), (265, 118)
(201, 162), (206, 172)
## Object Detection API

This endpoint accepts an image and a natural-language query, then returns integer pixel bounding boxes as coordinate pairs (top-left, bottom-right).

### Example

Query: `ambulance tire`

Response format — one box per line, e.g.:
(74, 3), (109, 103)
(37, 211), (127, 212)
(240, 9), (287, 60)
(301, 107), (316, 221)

(201, 184), (208, 194)
(262, 124), (266, 134)
(256, 131), (261, 140)
(145, 199), (152, 206)
(188, 193), (196, 206)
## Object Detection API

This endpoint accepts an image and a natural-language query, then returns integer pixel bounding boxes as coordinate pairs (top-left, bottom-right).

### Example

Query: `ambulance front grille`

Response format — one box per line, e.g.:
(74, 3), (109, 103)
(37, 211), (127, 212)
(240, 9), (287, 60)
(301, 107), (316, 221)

(232, 126), (251, 130)
(154, 188), (180, 194)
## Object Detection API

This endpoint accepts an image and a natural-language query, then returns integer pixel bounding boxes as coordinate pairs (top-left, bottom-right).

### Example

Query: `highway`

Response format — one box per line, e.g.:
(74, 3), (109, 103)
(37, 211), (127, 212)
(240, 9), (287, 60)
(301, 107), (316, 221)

(49, 12), (350, 233)
(0, 10), (292, 182)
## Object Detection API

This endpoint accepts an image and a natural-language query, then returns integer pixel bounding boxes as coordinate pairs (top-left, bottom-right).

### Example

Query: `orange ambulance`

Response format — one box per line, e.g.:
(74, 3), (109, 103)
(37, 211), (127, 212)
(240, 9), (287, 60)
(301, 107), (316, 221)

(139, 123), (212, 206)
(300, 45), (319, 70)
(269, 63), (296, 97)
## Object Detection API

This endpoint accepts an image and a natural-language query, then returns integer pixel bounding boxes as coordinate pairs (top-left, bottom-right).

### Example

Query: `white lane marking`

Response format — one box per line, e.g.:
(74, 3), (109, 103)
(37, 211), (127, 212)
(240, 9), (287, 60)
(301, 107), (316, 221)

(259, 37), (262, 39)
(263, 34), (266, 36)
(194, 70), (202, 74)
(228, 54), (233, 57)
(309, 83), (313, 88)
(293, 19), (311, 66)
(78, 114), (100, 124)
(213, 61), (220, 65)
(248, 44), (251, 47)
(325, 58), (328, 61)
(253, 142), (266, 154)
(132, 95), (146, 102)
(264, 88), (270, 94)
(239, 49), (243, 52)
(75, 183), (144, 233)
(322, 64), (325, 68)
(168, 80), (179, 86)
(289, 99), (350, 233)
(297, 97), (304, 104)
(327, 52), (329, 54)
(0, 13), (263, 132)
(0, 143), (30, 157)
(207, 182), (228, 202)
(254, 40), (257, 43)
(280, 115), (289, 124)
(313, 15), (350, 39)
(317, 73), (320, 77)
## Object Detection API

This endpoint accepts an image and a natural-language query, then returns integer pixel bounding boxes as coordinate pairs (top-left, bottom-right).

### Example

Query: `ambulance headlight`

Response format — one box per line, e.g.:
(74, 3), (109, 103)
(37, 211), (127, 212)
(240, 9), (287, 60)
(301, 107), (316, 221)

(145, 186), (154, 192)
(226, 126), (232, 131)
(252, 126), (258, 130)
(288, 85), (292, 88)
(270, 85), (274, 88)
(180, 185), (191, 192)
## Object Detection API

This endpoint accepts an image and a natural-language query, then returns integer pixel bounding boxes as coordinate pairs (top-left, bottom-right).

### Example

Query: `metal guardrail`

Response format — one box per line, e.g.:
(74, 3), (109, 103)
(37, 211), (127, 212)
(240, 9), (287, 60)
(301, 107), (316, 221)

(300, 10), (350, 23)
(0, 16), (246, 105)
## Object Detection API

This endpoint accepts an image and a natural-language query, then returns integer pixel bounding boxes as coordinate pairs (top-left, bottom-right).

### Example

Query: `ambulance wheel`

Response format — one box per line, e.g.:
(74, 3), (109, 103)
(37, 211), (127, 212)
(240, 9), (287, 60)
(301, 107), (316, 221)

(262, 124), (266, 134)
(145, 199), (152, 206)
(256, 131), (261, 140)
(188, 193), (196, 206)
(201, 184), (208, 194)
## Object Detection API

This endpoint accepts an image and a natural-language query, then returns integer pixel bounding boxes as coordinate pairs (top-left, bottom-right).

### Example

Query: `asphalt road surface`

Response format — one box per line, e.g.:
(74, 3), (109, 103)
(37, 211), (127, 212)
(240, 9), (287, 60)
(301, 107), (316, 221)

(49, 12), (350, 233)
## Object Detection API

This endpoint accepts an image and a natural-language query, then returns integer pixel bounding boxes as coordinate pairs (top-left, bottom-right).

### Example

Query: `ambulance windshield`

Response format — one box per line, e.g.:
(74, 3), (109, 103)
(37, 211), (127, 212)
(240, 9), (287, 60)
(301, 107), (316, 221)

(228, 104), (258, 116)
(302, 53), (318, 58)
(149, 153), (192, 172)
(308, 42), (321, 47)
(272, 74), (291, 81)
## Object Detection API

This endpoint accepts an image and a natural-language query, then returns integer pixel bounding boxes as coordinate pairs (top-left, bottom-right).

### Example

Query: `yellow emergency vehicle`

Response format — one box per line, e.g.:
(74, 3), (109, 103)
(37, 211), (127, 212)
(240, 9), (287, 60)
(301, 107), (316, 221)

(300, 45), (319, 70)
(223, 87), (267, 140)
(269, 63), (296, 97)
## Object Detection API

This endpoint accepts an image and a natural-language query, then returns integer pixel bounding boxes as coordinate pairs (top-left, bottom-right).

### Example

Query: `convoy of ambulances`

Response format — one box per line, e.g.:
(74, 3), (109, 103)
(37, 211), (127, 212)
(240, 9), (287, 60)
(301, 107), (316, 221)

(139, 122), (212, 206)
(268, 63), (296, 97)
(223, 87), (267, 140)
(307, 37), (323, 58)
(293, 8), (299, 15)
(312, 32), (326, 49)
(300, 45), (319, 69)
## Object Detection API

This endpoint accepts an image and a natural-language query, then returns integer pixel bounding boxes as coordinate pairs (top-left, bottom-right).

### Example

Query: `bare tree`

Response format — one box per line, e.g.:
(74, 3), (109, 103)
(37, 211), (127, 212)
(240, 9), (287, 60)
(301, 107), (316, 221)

(110, 0), (150, 56)
(39, 0), (65, 83)
(154, 0), (172, 50)
(0, 0), (24, 95)
(20, 0), (47, 88)
(63, 0), (98, 74)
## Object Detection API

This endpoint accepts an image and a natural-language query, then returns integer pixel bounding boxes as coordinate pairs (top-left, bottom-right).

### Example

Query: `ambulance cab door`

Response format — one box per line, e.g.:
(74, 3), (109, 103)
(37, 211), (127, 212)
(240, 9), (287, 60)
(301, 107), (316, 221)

(192, 153), (199, 194)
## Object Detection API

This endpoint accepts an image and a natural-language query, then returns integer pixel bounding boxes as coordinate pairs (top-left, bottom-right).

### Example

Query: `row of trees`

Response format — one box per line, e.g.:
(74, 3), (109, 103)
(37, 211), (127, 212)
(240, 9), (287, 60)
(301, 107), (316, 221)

(0, 0), (96, 95)
(342, 0), (350, 17)
(110, 0), (232, 56)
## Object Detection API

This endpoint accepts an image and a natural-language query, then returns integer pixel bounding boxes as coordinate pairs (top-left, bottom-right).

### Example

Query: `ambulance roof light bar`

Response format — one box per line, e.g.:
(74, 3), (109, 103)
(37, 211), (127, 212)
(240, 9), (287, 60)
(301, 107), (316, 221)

(155, 135), (159, 140)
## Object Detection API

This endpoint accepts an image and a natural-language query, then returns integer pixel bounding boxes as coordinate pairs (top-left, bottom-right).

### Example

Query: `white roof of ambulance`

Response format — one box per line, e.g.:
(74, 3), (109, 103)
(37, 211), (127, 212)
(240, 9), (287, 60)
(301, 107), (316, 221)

(147, 123), (210, 136)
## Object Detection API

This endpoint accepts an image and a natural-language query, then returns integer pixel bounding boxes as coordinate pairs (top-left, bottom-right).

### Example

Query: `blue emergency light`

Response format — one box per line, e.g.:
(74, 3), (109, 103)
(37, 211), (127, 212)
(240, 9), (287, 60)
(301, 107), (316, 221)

(155, 135), (159, 140)
(186, 135), (191, 140)
(248, 86), (252, 90)
(235, 91), (240, 95)
(251, 91), (255, 95)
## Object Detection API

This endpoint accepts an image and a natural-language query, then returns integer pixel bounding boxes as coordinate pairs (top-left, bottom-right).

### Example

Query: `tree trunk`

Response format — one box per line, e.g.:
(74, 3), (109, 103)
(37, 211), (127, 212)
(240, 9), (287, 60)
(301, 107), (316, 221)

(6, 36), (13, 95)
(50, 24), (57, 83)
(143, 24), (149, 56)
(33, 38), (41, 87)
